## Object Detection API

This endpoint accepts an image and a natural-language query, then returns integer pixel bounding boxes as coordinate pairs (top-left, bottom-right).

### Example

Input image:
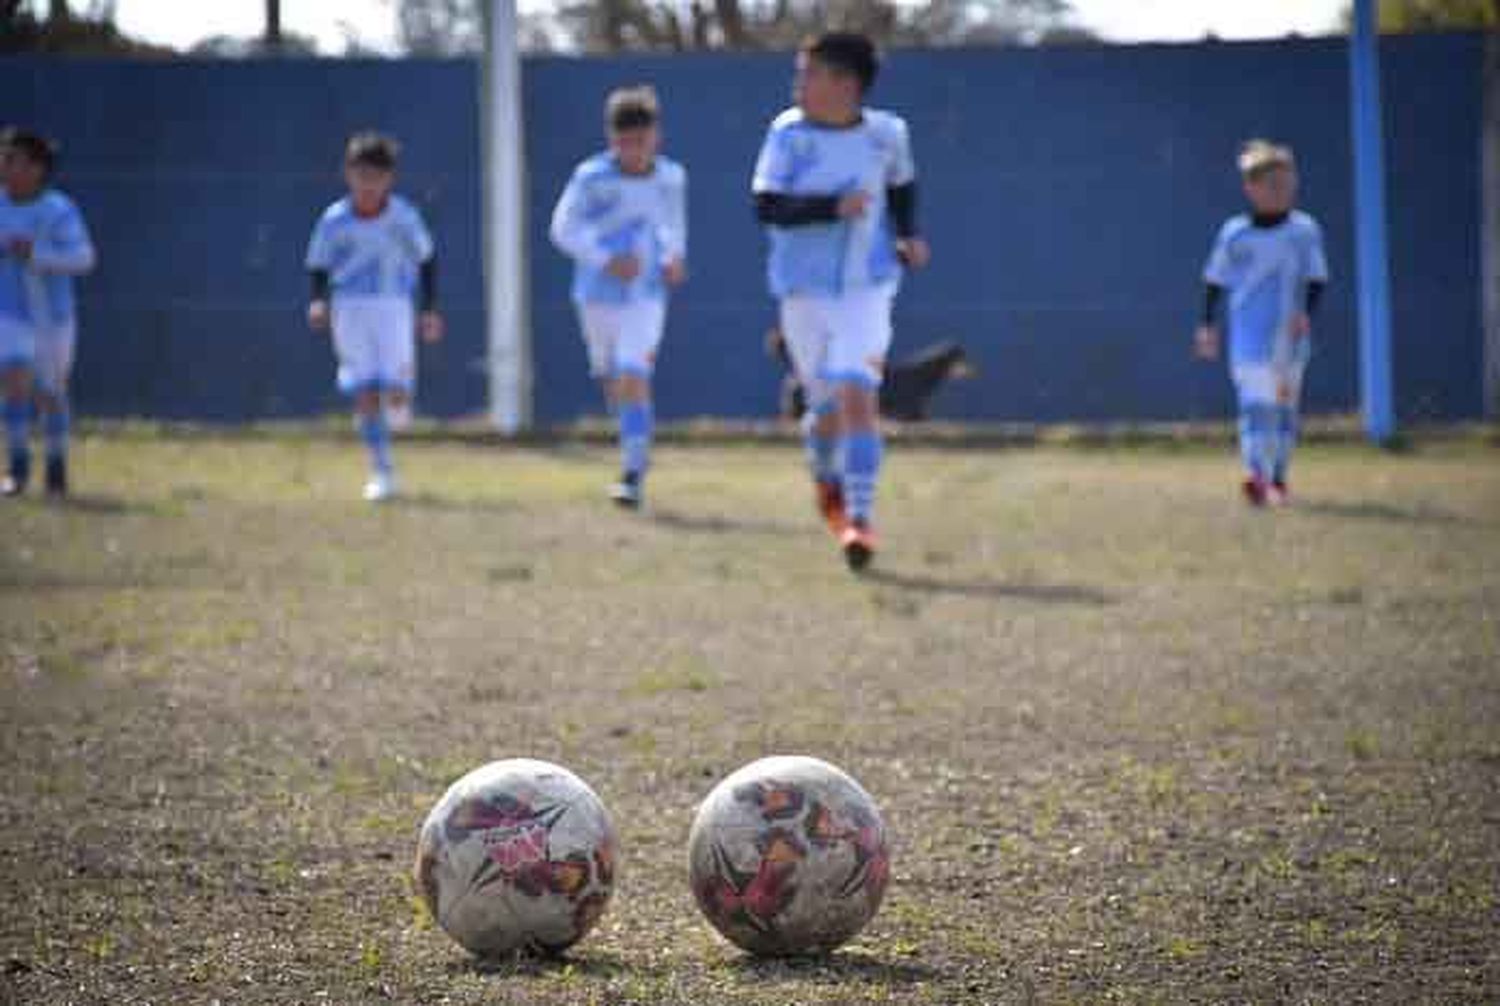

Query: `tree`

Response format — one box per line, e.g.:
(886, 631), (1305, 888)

(1339, 0), (1499, 31)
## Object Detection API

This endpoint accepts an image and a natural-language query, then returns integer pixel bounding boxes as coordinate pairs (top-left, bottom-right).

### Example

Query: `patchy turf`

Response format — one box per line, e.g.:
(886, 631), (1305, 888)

(2, 432), (1498, 1005)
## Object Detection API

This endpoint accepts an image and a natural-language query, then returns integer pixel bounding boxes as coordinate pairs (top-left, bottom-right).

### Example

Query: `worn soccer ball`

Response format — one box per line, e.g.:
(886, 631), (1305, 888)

(688, 755), (890, 956)
(413, 759), (617, 957)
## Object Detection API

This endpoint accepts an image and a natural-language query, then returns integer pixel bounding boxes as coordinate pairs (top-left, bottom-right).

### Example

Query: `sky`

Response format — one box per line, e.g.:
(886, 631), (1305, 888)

(109, 0), (1348, 54)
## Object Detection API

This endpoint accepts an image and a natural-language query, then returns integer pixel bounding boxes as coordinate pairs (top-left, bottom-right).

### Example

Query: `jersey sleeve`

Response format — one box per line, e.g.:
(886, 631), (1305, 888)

(885, 116), (916, 187)
(752, 124), (791, 194)
(305, 211), (336, 271)
(548, 168), (612, 269)
(1202, 221), (1235, 286)
(658, 165), (687, 264)
(1303, 218), (1329, 283)
(31, 198), (96, 276)
(403, 203), (435, 263)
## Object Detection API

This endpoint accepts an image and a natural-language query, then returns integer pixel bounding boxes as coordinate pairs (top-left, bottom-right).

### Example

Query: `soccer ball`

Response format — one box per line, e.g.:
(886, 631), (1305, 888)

(687, 755), (890, 956)
(413, 759), (617, 957)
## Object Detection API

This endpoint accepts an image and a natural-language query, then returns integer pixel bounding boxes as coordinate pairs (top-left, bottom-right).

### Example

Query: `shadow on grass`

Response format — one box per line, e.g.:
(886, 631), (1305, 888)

(0, 492), (160, 515)
(450, 949), (668, 980)
(647, 506), (801, 537)
(389, 492), (520, 515)
(449, 946), (937, 986)
(725, 951), (938, 985)
(1298, 499), (1480, 527)
(862, 568), (1116, 605)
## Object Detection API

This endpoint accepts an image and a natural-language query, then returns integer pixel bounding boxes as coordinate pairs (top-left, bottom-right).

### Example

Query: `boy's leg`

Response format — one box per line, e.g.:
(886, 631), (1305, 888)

(1232, 365), (1276, 504)
(334, 301), (395, 498)
(578, 305), (617, 412)
(827, 285), (895, 568)
(609, 301), (665, 508)
(1, 321), (35, 495)
(34, 326), (77, 497)
(779, 296), (844, 529)
(1271, 349), (1310, 499)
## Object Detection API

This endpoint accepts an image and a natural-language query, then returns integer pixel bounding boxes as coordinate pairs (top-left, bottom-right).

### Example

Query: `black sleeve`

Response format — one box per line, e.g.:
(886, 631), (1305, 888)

(1304, 279), (1325, 317)
(886, 181), (918, 239)
(310, 268), (330, 302)
(419, 257), (437, 312)
(754, 191), (842, 227)
(1202, 283), (1225, 325)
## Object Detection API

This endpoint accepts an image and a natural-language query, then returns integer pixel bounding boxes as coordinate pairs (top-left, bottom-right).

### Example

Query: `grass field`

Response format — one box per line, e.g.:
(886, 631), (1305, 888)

(2, 431), (1498, 1005)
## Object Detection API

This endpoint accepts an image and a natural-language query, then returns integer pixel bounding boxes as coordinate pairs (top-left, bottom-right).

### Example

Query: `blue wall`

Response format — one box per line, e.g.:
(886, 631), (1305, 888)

(0, 34), (1483, 423)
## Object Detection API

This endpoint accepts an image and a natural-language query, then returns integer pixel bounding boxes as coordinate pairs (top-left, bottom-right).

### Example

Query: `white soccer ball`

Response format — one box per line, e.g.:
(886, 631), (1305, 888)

(414, 759), (617, 957)
(688, 755), (890, 956)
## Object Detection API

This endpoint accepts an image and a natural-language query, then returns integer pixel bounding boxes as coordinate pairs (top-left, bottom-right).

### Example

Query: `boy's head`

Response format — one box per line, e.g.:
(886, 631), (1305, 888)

(605, 86), (661, 175)
(1238, 139), (1298, 215)
(1, 127), (56, 199)
(344, 131), (399, 215)
(795, 32), (878, 124)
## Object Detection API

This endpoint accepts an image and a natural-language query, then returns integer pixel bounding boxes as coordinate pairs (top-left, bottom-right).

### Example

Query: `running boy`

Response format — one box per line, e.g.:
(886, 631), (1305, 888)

(306, 132), (442, 502)
(752, 32), (930, 570)
(549, 85), (687, 509)
(1197, 139), (1328, 506)
(0, 128), (96, 498)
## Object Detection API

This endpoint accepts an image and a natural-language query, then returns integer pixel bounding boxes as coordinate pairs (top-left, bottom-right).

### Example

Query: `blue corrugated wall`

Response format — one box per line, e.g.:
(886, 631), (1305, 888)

(0, 33), (1482, 423)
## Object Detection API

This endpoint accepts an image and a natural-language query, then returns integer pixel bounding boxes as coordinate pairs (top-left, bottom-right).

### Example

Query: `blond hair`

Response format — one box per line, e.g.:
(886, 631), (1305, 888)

(605, 85), (660, 133)
(1237, 139), (1296, 180)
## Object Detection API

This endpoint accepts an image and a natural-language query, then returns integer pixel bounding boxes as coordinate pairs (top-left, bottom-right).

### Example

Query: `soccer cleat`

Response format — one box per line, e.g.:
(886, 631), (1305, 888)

(363, 472), (397, 502)
(44, 456), (67, 498)
(840, 520), (878, 572)
(1267, 480), (1291, 507)
(815, 479), (848, 536)
(385, 400), (414, 431)
(2, 452), (29, 498)
(609, 472), (642, 510)
(1242, 476), (1267, 507)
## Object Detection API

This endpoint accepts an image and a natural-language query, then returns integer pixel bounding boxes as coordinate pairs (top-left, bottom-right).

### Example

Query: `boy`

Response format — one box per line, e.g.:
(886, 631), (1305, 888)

(752, 32), (930, 570)
(306, 132), (442, 502)
(0, 128), (96, 498)
(549, 85), (687, 509)
(1197, 139), (1328, 507)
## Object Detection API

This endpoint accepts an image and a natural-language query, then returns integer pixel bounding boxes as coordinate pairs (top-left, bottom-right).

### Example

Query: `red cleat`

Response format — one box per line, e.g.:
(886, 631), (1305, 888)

(1267, 480), (1291, 507)
(815, 480), (848, 536)
(1242, 476), (1267, 507)
(839, 521), (878, 572)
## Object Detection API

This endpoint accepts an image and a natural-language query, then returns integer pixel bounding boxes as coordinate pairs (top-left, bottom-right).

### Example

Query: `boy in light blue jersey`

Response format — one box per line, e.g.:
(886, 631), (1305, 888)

(306, 132), (442, 502)
(752, 32), (930, 571)
(0, 129), (96, 498)
(1197, 140), (1328, 507)
(550, 85), (687, 509)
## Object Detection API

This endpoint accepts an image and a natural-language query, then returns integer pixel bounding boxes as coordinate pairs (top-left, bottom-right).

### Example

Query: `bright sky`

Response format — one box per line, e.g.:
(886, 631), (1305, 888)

(110, 0), (1348, 54)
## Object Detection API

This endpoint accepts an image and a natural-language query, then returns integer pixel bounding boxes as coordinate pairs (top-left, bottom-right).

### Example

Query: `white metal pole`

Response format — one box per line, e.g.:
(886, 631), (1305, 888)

(482, 0), (531, 432)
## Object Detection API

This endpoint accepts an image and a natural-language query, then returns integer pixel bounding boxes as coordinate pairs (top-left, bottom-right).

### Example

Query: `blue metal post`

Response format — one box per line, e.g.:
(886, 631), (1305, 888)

(1349, 0), (1397, 442)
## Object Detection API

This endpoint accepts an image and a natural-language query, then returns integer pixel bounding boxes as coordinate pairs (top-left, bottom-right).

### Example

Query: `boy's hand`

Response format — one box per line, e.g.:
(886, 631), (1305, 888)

(1194, 324), (1220, 360)
(895, 237), (930, 270)
(606, 254), (641, 281)
(418, 310), (445, 343)
(308, 299), (331, 332)
(836, 191), (870, 219)
(6, 237), (33, 263)
(1290, 312), (1311, 340)
(662, 258), (687, 287)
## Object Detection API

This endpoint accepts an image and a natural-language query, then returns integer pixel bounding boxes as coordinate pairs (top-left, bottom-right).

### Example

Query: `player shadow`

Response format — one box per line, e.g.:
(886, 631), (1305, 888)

(862, 568), (1116, 606)
(452, 949), (671, 980)
(647, 506), (802, 537)
(388, 492), (519, 515)
(2, 492), (151, 514)
(1296, 499), (1481, 527)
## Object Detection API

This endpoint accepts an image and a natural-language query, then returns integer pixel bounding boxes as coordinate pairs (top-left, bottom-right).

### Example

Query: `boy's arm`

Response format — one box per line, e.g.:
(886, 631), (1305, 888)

(1202, 283), (1224, 326)
(418, 258), (437, 313)
(660, 167), (687, 264)
(753, 191), (843, 226)
(549, 173), (612, 269)
(30, 202), (95, 276)
(751, 124), (861, 227)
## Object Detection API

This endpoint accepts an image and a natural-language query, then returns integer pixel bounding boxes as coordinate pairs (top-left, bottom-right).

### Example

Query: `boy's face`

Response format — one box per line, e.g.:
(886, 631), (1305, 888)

(2, 150), (46, 200)
(1244, 165), (1297, 215)
(345, 162), (394, 215)
(609, 125), (659, 175)
(794, 52), (860, 123)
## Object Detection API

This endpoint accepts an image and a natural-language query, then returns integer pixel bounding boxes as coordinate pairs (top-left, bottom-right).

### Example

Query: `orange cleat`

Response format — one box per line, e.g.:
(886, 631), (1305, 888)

(839, 520), (877, 572)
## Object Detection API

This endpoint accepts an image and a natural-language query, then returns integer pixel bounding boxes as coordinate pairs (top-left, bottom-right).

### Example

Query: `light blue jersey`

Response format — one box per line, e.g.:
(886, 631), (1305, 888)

(0, 188), (95, 329)
(1203, 211), (1328, 368)
(549, 153), (688, 305)
(752, 107), (916, 299)
(305, 194), (434, 302)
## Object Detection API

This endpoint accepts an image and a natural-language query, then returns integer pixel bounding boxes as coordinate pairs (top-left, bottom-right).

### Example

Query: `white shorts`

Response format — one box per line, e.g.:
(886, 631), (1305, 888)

(331, 297), (415, 394)
(779, 282), (896, 408)
(577, 299), (666, 380)
(0, 317), (76, 394)
(1233, 339), (1312, 407)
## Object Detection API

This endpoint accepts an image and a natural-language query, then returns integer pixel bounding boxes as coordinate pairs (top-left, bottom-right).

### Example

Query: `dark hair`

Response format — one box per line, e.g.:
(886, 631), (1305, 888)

(1, 127), (57, 177)
(802, 32), (879, 92)
(345, 131), (400, 171)
(606, 85), (660, 133)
